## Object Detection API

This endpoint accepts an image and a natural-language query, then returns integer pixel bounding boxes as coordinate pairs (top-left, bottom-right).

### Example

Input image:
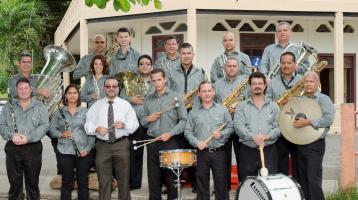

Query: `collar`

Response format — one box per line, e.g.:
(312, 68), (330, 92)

(199, 101), (217, 109)
(165, 53), (179, 61)
(62, 106), (79, 115)
(305, 91), (320, 99)
(105, 97), (120, 104)
(275, 41), (292, 48)
(247, 96), (270, 105)
(224, 50), (239, 56)
(14, 98), (37, 111)
(154, 87), (169, 97)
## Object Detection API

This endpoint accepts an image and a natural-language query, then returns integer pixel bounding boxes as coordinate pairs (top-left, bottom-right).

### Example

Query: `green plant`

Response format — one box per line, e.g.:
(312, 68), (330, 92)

(326, 187), (358, 200)
(85, 0), (162, 12)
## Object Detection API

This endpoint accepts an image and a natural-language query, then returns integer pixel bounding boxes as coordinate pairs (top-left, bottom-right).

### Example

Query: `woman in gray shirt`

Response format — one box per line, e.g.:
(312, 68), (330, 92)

(50, 84), (95, 200)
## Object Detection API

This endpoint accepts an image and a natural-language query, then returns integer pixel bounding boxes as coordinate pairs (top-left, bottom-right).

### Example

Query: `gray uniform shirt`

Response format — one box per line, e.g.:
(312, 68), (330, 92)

(234, 97), (280, 148)
(50, 106), (95, 155)
(210, 50), (252, 83)
(72, 53), (95, 80)
(167, 64), (206, 94)
(304, 91), (335, 138)
(154, 53), (180, 72)
(0, 99), (49, 142)
(8, 73), (38, 98)
(80, 75), (109, 108)
(120, 79), (155, 120)
(214, 75), (250, 103)
(140, 88), (187, 137)
(110, 47), (140, 76)
(258, 43), (310, 76)
(184, 102), (234, 148)
(265, 74), (302, 101)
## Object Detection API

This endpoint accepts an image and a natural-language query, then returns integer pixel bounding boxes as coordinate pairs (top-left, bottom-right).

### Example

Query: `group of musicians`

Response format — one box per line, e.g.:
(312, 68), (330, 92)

(0, 22), (335, 200)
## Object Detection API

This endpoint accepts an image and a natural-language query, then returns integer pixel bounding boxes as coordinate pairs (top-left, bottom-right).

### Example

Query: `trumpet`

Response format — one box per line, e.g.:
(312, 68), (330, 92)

(184, 87), (199, 109)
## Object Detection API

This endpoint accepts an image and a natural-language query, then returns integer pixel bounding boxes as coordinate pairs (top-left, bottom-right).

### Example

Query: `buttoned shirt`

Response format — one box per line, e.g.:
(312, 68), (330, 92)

(0, 99), (49, 142)
(72, 53), (95, 80)
(258, 43), (310, 76)
(8, 73), (38, 98)
(234, 97), (280, 148)
(210, 50), (252, 83)
(120, 79), (155, 120)
(265, 74), (302, 101)
(154, 53), (180, 72)
(50, 106), (95, 155)
(304, 91), (335, 138)
(85, 97), (139, 140)
(80, 75), (109, 108)
(167, 64), (206, 94)
(214, 75), (250, 104)
(184, 102), (234, 148)
(140, 88), (187, 137)
(110, 47), (141, 76)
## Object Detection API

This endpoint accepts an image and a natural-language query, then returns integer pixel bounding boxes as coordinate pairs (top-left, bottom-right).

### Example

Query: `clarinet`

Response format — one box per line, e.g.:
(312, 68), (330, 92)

(58, 105), (81, 157)
(8, 95), (18, 133)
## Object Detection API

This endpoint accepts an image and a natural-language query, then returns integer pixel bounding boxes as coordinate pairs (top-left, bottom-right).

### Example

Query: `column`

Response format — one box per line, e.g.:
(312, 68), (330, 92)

(187, 5), (197, 64)
(80, 18), (89, 87)
(334, 12), (344, 104)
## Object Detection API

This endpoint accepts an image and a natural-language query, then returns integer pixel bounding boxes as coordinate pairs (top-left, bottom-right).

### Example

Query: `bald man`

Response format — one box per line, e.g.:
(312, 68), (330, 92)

(293, 71), (335, 200)
(73, 34), (107, 80)
(210, 32), (252, 83)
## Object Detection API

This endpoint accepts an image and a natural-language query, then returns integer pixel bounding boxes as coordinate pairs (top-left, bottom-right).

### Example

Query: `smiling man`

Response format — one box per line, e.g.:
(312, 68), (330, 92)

(154, 36), (180, 72)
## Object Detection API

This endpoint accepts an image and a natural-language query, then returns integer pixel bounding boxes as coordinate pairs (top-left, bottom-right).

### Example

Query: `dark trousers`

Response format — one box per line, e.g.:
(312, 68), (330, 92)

(238, 144), (278, 181)
(196, 149), (229, 200)
(5, 141), (42, 200)
(49, 136), (62, 175)
(147, 135), (181, 200)
(276, 136), (298, 180)
(96, 138), (131, 200)
(58, 153), (90, 200)
(129, 126), (146, 189)
(225, 134), (240, 189)
(297, 138), (325, 200)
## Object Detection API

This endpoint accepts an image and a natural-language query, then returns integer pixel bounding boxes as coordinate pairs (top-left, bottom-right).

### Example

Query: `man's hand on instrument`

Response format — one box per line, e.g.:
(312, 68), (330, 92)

(196, 141), (207, 150)
(212, 130), (222, 140)
(62, 130), (73, 138)
(113, 121), (125, 129)
(293, 118), (311, 128)
(96, 126), (108, 136)
(156, 133), (172, 142)
(131, 95), (145, 105)
(80, 150), (88, 157)
(92, 92), (100, 100)
(146, 112), (161, 122)
(37, 88), (52, 98)
(253, 134), (270, 147)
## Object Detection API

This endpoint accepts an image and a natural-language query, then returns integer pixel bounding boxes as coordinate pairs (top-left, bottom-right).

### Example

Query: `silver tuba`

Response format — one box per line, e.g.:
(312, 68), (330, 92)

(268, 41), (318, 79)
(36, 45), (76, 114)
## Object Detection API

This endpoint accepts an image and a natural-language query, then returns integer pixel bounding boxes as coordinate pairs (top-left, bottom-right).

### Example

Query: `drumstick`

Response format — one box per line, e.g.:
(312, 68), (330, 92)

(133, 138), (158, 150)
(133, 138), (156, 144)
(204, 123), (227, 145)
(259, 145), (269, 177)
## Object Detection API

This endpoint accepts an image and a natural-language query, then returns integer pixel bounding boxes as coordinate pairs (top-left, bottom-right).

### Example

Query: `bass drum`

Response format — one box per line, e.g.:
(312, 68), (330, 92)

(236, 174), (304, 200)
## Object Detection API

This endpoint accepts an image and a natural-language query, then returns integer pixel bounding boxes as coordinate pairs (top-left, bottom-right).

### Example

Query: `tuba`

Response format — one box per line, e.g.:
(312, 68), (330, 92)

(36, 45), (76, 114)
(115, 71), (149, 97)
(268, 41), (318, 79)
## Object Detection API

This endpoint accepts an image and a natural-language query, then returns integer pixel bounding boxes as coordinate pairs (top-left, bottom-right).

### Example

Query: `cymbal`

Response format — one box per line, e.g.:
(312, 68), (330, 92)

(279, 97), (323, 145)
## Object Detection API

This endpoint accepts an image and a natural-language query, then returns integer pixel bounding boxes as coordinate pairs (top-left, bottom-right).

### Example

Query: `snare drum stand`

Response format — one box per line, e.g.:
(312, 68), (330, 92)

(168, 165), (184, 200)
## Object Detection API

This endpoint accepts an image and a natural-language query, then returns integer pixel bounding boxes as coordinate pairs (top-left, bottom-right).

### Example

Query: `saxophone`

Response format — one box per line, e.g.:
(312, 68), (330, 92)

(276, 60), (328, 107)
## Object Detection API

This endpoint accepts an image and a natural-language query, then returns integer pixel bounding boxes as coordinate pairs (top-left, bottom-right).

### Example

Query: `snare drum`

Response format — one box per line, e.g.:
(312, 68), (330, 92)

(159, 149), (196, 168)
(236, 174), (304, 200)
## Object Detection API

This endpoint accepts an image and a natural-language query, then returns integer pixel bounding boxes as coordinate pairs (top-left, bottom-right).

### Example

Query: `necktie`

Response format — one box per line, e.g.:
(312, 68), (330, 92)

(108, 101), (116, 142)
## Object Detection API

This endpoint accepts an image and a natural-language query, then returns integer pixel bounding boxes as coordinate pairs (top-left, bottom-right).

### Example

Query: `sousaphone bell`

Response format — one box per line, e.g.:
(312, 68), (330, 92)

(279, 97), (323, 145)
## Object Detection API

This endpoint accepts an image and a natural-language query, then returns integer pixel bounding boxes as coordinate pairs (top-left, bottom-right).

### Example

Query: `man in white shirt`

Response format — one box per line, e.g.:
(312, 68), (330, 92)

(85, 77), (139, 200)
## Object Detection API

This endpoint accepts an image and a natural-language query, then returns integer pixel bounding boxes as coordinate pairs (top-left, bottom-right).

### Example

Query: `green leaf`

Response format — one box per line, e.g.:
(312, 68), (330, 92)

(85, 0), (94, 7)
(142, 0), (149, 6)
(113, 0), (122, 11)
(129, 0), (137, 5)
(93, 0), (107, 9)
(136, 0), (142, 4)
(154, 0), (162, 9)
(118, 0), (131, 12)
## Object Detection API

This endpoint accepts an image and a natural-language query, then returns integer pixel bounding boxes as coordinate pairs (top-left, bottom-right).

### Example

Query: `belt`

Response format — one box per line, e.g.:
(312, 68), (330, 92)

(204, 145), (225, 153)
(97, 136), (128, 144)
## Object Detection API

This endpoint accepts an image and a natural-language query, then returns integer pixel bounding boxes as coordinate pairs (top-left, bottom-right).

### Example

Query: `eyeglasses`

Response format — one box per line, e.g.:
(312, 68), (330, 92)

(105, 85), (119, 89)
(95, 41), (105, 44)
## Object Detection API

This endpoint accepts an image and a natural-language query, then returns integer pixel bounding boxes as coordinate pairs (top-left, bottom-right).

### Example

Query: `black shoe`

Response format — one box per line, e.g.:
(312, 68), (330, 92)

(192, 187), (197, 193)
(130, 186), (141, 190)
(162, 188), (168, 194)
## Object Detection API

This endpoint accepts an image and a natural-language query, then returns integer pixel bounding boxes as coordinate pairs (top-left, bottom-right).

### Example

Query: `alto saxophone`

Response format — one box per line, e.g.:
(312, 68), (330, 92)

(222, 78), (249, 111)
(276, 60), (328, 107)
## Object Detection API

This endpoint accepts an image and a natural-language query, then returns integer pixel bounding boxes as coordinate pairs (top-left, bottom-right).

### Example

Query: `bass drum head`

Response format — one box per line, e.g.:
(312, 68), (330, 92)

(236, 174), (304, 200)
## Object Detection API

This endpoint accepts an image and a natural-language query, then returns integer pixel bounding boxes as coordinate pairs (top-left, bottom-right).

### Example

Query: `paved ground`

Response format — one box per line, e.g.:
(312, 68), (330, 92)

(0, 134), (351, 199)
